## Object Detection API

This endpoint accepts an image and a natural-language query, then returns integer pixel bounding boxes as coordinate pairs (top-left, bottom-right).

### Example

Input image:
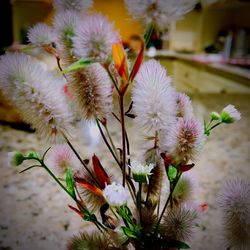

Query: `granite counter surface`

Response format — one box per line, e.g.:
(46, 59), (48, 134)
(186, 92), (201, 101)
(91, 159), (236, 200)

(0, 94), (250, 250)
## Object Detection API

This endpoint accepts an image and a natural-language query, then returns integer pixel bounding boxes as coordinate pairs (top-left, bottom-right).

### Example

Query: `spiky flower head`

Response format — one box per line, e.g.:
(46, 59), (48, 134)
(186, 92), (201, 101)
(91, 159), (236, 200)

(172, 175), (193, 207)
(176, 92), (193, 119)
(28, 23), (56, 46)
(125, 0), (197, 33)
(53, 10), (80, 49)
(103, 182), (129, 207)
(73, 14), (120, 63)
(160, 117), (204, 165)
(53, 0), (93, 12)
(132, 59), (176, 131)
(69, 63), (113, 120)
(0, 52), (72, 140)
(160, 204), (198, 242)
(221, 104), (241, 124)
(46, 145), (81, 176)
(218, 178), (250, 249)
(67, 231), (113, 250)
(7, 152), (25, 167)
(129, 160), (155, 183)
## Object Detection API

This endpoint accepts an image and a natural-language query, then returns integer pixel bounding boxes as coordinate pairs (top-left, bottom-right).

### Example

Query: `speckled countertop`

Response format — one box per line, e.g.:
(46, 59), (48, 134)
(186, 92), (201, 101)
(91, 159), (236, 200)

(0, 94), (250, 250)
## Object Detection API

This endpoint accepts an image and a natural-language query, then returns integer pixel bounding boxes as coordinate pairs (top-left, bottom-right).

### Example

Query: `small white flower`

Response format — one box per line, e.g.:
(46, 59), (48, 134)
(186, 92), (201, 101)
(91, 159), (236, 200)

(103, 182), (129, 207)
(129, 160), (155, 183)
(221, 104), (241, 124)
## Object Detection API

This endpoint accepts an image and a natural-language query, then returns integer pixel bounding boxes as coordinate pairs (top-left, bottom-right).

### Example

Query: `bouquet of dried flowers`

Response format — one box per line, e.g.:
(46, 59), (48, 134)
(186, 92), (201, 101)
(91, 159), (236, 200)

(1, 0), (249, 249)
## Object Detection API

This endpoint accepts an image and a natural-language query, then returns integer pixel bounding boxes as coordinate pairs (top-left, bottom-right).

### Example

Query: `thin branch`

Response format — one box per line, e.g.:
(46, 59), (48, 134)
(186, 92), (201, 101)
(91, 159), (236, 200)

(62, 133), (101, 188)
(19, 165), (41, 173)
(96, 119), (121, 168)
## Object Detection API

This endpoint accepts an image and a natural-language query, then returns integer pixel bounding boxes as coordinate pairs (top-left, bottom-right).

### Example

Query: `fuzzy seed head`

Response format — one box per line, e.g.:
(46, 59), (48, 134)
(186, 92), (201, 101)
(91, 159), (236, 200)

(69, 63), (113, 120)
(28, 23), (56, 46)
(73, 14), (120, 63)
(132, 59), (176, 131)
(125, 0), (197, 32)
(160, 117), (204, 165)
(160, 204), (198, 242)
(67, 231), (112, 250)
(53, 0), (93, 12)
(218, 178), (250, 249)
(176, 92), (193, 119)
(172, 175), (194, 207)
(0, 52), (72, 141)
(46, 144), (81, 176)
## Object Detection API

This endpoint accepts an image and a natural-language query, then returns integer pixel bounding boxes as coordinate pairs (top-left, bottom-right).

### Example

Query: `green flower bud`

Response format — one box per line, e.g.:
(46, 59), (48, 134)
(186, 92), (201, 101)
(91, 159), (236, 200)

(8, 151), (25, 166)
(210, 112), (220, 121)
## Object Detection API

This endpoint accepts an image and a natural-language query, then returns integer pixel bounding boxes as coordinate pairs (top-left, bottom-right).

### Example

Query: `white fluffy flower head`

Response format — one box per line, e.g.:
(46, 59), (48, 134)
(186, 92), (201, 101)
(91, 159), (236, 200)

(53, 0), (93, 12)
(103, 182), (129, 207)
(73, 14), (120, 63)
(0, 52), (72, 141)
(221, 104), (241, 124)
(132, 59), (176, 131)
(28, 23), (56, 46)
(176, 92), (193, 119)
(125, 0), (197, 32)
(129, 160), (155, 183)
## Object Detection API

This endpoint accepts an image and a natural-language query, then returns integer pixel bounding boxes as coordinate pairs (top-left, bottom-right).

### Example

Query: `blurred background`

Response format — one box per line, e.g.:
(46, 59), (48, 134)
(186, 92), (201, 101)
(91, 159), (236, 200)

(0, 0), (250, 250)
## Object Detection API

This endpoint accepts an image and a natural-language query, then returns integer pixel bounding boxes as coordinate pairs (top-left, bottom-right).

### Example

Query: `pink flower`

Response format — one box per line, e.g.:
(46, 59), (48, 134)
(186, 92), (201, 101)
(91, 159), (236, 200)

(160, 117), (204, 165)
(176, 92), (193, 119)
(218, 178), (250, 249)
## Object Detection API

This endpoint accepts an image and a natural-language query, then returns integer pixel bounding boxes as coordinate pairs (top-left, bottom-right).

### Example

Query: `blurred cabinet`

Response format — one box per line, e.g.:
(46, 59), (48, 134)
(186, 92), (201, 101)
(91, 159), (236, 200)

(159, 58), (250, 94)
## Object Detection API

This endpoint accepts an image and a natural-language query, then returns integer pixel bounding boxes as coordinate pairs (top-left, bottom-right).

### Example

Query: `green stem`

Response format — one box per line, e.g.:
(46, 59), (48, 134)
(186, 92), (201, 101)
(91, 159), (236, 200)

(107, 68), (120, 94)
(62, 133), (100, 188)
(103, 123), (119, 160)
(154, 173), (182, 234)
(209, 121), (222, 130)
(119, 96), (127, 187)
(138, 182), (142, 224)
(96, 119), (121, 168)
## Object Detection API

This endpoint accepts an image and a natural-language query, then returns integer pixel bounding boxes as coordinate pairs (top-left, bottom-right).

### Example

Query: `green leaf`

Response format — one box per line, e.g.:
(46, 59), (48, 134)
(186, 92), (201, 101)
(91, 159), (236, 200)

(122, 227), (139, 239)
(144, 24), (154, 48)
(167, 239), (190, 249)
(66, 169), (76, 199)
(167, 166), (177, 182)
(61, 58), (92, 74)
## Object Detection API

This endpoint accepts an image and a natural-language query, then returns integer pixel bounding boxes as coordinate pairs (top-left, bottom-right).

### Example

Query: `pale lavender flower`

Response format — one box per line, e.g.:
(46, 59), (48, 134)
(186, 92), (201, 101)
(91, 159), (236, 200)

(0, 52), (72, 140)
(125, 0), (197, 32)
(46, 144), (81, 176)
(103, 182), (129, 207)
(160, 117), (203, 165)
(73, 14), (120, 63)
(160, 204), (198, 242)
(176, 92), (193, 119)
(53, 0), (93, 12)
(218, 178), (250, 250)
(28, 23), (56, 46)
(221, 104), (241, 124)
(69, 63), (113, 120)
(132, 59), (176, 131)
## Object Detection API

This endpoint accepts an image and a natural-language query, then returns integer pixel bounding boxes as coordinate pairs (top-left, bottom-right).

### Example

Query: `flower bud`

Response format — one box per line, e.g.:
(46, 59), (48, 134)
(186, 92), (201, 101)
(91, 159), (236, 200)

(8, 152), (25, 167)
(210, 111), (220, 121)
